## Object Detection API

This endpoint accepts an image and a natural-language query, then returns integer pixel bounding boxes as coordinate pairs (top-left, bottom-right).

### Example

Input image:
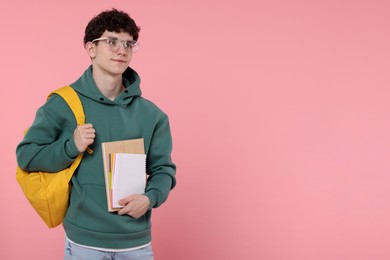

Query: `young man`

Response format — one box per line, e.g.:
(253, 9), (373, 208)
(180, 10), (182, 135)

(16, 9), (176, 259)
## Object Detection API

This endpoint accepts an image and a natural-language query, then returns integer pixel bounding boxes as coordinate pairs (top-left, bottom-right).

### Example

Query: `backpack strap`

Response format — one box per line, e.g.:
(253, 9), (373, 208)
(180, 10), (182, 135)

(48, 86), (85, 125)
(47, 86), (92, 180)
(50, 86), (93, 156)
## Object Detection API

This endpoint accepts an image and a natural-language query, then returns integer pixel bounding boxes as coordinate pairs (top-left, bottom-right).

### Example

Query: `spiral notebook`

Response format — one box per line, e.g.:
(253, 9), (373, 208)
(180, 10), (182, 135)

(101, 138), (146, 212)
(110, 153), (146, 208)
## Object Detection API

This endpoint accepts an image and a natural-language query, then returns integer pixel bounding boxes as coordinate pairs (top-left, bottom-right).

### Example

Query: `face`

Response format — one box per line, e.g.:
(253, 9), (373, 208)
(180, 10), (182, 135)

(85, 30), (135, 77)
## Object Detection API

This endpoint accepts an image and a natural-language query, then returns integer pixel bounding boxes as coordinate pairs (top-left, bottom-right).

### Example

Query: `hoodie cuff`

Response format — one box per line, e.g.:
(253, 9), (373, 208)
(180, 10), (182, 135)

(144, 190), (158, 210)
(65, 139), (80, 159)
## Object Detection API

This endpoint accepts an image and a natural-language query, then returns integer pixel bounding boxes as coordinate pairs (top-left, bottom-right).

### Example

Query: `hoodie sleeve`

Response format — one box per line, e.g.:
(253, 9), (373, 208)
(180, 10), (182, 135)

(16, 95), (80, 172)
(144, 114), (177, 209)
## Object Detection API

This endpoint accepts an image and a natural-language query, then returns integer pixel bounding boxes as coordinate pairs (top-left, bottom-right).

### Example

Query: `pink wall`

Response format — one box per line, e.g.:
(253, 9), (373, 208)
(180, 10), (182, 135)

(2, 0), (390, 259)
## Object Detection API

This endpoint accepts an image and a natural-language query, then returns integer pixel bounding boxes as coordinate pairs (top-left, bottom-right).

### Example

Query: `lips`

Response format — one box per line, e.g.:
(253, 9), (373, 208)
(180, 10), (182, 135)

(112, 59), (126, 63)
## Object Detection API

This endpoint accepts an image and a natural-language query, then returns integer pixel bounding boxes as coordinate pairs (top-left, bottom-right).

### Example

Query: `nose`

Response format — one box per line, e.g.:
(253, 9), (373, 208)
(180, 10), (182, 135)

(116, 43), (127, 55)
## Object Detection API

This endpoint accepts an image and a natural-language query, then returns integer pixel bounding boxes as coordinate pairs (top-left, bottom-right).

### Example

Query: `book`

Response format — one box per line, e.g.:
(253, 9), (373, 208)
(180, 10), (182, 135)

(101, 139), (145, 212)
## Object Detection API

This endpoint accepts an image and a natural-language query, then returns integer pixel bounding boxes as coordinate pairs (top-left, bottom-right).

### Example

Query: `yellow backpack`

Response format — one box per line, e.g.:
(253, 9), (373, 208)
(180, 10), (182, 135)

(16, 86), (89, 228)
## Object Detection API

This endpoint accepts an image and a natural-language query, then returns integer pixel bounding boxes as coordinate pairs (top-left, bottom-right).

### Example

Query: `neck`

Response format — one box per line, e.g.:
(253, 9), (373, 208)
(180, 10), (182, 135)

(92, 68), (124, 101)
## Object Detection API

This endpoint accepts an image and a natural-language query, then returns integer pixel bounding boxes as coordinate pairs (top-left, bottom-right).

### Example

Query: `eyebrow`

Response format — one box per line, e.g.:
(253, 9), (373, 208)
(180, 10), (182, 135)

(106, 36), (134, 42)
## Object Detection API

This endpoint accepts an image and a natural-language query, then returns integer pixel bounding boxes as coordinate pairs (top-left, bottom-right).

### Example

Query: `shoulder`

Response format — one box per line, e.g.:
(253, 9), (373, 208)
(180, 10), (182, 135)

(134, 97), (168, 117)
(44, 92), (71, 111)
(39, 91), (76, 122)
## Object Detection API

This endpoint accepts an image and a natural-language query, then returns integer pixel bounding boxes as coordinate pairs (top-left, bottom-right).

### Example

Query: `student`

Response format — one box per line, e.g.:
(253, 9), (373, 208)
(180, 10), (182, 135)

(16, 8), (176, 259)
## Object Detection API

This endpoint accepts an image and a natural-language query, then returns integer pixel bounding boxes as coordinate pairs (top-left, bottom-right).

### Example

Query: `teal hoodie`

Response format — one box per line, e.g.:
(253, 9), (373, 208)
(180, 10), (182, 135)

(16, 66), (176, 248)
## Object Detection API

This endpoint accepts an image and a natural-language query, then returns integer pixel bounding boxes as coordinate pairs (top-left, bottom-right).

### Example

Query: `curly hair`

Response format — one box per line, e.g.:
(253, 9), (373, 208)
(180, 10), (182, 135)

(83, 8), (140, 45)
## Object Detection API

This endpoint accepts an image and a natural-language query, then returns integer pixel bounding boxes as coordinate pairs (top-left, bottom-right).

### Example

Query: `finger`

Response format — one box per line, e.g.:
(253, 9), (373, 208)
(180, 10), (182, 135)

(79, 123), (93, 128)
(83, 139), (94, 146)
(118, 199), (127, 206)
(82, 133), (96, 140)
(79, 128), (95, 135)
(117, 205), (135, 216)
(117, 208), (126, 215)
(118, 194), (138, 206)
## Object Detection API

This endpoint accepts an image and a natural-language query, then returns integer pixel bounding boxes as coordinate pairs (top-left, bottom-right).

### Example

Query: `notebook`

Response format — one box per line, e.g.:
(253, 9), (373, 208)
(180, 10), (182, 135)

(110, 153), (146, 208)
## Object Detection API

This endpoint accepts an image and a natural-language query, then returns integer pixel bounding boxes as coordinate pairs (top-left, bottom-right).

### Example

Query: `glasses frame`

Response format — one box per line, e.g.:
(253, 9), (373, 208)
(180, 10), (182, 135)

(91, 36), (139, 52)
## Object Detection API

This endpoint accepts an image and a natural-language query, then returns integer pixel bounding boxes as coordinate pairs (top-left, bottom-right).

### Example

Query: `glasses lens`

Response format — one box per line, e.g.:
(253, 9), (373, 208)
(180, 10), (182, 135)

(106, 37), (119, 51)
(124, 41), (133, 49)
(131, 41), (139, 53)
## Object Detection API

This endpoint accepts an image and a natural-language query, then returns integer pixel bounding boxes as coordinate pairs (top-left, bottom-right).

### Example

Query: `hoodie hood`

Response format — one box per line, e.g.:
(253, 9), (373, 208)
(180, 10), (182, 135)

(70, 65), (142, 105)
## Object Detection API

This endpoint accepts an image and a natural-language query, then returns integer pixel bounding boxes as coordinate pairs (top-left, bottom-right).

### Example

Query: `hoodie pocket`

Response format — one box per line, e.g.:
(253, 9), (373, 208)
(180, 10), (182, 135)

(76, 184), (148, 233)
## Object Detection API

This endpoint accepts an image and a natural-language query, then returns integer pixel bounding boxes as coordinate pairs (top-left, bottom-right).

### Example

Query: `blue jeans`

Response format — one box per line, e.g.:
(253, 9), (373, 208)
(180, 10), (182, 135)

(64, 239), (154, 260)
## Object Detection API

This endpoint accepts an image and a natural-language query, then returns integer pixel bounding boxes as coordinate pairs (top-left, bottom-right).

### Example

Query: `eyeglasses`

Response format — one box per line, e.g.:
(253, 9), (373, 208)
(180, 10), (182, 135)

(91, 36), (139, 52)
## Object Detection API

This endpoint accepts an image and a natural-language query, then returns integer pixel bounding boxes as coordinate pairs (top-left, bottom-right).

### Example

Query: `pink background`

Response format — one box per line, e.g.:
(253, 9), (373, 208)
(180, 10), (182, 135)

(2, 0), (390, 259)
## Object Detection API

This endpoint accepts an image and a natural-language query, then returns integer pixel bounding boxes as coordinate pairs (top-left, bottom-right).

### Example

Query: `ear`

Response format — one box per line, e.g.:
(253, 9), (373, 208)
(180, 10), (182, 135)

(85, 42), (96, 59)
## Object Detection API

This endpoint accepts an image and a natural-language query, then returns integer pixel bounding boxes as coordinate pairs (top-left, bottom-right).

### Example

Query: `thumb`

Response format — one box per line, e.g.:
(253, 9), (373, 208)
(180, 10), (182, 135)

(118, 194), (136, 206)
(118, 197), (131, 206)
(118, 199), (126, 206)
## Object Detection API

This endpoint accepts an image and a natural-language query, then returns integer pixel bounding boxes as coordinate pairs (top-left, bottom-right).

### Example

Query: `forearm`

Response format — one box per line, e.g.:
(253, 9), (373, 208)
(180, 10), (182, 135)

(16, 97), (80, 172)
(16, 137), (79, 172)
(145, 170), (176, 209)
(144, 115), (176, 209)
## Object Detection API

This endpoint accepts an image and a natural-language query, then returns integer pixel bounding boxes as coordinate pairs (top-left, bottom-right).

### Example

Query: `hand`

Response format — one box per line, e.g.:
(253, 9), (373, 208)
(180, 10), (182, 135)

(118, 194), (150, 218)
(74, 124), (95, 153)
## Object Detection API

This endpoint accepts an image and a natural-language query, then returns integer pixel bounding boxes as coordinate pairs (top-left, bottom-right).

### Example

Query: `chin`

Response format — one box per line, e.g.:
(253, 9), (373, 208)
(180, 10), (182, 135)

(111, 67), (128, 75)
